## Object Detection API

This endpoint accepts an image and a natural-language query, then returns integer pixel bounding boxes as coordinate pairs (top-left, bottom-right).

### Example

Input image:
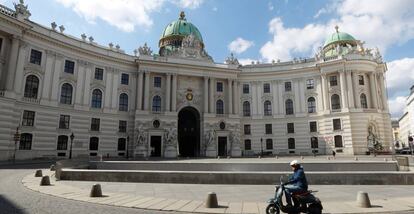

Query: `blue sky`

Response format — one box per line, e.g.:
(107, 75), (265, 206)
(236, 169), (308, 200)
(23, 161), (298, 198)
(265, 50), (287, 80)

(2, 0), (414, 118)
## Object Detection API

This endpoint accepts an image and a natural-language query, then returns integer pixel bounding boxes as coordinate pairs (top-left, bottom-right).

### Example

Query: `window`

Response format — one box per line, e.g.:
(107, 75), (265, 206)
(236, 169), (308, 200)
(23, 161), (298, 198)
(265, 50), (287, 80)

(118, 138), (126, 151)
(19, 133), (32, 150)
(243, 101), (251, 116)
(0, 38), (3, 52)
(331, 94), (341, 110)
(307, 97), (316, 113)
(285, 99), (294, 115)
(95, 68), (104, 80)
(64, 60), (75, 74)
(58, 115), (70, 129)
(244, 139), (251, 150)
(22, 110), (35, 126)
(333, 119), (341, 131)
(334, 135), (343, 147)
(329, 76), (338, 86)
(152, 95), (162, 112)
(309, 121), (317, 133)
(285, 82), (292, 91)
(154, 76), (162, 88)
(119, 120), (127, 133)
(29, 49), (42, 65)
(243, 84), (249, 94)
(216, 82), (223, 92)
(244, 124), (251, 135)
(360, 93), (368, 109)
(91, 118), (100, 131)
(265, 124), (272, 134)
(91, 89), (102, 108)
(57, 135), (68, 150)
(121, 73), (129, 85)
(266, 139), (273, 150)
(358, 75), (364, 85)
(216, 99), (224, 114)
(288, 138), (295, 149)
(306, 79), (314, 89)
(24, 75), (39, 98)
(60, 83), (73, 104)
(263, 83), (270, 93)
(119, 93), (128, 111)
(264, 100), (272, 116)
(89, 137), (99, 150)
(311, 137), (318, 149)
(287, 123), (294, 133)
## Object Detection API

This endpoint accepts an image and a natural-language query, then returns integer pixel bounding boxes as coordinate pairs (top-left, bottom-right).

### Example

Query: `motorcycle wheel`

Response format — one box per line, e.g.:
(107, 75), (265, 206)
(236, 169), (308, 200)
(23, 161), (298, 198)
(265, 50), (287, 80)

(266, 204), (280, 214)
(308, 203), (322, 214)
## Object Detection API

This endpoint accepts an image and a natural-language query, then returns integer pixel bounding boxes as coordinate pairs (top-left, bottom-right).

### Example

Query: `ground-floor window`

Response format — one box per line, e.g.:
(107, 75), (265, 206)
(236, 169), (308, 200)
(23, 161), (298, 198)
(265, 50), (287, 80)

(311, 137), (318, 149)
(244, 139), (251, 150)
(19, 133), (33, 150)
(266, 139), (273, 150)
(288, 138), (295, 149)
(118, 138), (126, 151)
(89, 137), (99, 151)
(334, 135), (343, 147)
(57, 135), (68, 150)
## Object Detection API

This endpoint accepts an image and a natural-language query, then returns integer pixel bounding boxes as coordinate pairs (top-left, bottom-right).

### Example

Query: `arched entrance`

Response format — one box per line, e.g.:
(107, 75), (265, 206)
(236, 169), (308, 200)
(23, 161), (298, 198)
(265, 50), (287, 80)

(178, 106), (200, 157)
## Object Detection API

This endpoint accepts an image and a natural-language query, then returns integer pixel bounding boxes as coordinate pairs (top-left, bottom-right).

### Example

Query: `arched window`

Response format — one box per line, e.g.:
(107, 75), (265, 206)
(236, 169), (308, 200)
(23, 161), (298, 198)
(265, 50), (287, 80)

(24, 75), (39, 98)
(19, 133), (33, 150)
(216, 99), (224, 114)
(360, 93), (368, 109)
(285, 99), (294, 115)
(311, 137), (318, 149)
(152, 95), (162, 112)
(243, 101), (251, 117)
(57, 135), (68, 150)
(119, 93), (128, 111)
(118, 138), (126, 151)
(307, 97), (316, 113)
(244, 139), (251, 150)
(264, 100), (272, 116)
(60, 83), (73, 104)
(91, 89), (102, 108)
(89, 137), (99, 151)
(331, 94), (341, 110)
(334, 135), (343, 148)
(288, 138), (295, 149)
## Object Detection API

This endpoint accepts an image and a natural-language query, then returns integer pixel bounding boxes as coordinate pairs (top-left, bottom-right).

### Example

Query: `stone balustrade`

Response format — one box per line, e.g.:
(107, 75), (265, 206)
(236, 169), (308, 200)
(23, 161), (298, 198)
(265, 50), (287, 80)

(0, 5), (16, 18)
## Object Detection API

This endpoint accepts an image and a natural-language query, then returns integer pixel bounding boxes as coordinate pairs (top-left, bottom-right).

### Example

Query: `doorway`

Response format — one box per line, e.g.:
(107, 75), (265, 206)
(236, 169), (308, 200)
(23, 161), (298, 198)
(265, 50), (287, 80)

(150, 136), (162, 157)
(178, 107), (200, 157)
(218, 136), (227, 157)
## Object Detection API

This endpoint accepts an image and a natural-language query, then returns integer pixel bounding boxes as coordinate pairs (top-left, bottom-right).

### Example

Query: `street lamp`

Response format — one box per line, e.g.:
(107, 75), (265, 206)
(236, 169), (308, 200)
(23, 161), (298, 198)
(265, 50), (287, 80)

(260, 137), (263, 156)
(13, 127), (20, 163)
(69, 133), (74, 159)
(126, 136), (130, 159)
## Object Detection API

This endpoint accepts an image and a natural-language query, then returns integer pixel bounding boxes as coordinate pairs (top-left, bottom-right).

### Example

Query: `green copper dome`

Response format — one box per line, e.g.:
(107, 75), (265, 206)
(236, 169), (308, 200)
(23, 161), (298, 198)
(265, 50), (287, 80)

(323, 26), (356, 47)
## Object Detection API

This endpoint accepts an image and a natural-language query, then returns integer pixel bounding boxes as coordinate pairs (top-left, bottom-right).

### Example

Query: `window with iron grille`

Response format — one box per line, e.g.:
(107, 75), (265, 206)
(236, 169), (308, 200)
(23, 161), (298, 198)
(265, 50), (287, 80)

(57, 135), (68, 150)
(360, 93), (368, 109)
(59, 115), (70, 129)
(91, 89), (102, 108)
(331, 94), (341, 110)
(285, 99), (294, 115)
(22, 110), (35, 127)
(152, 95), (162, 112)
(121, 73), (129, 85)
(287, 123), (294, 133)
(265, 124), (272, 134)
(30, 49), (42, 65)
(24, 75), (39, 99)
(64, 60), (75, 74)
(89, 137), (99, 150)
(311, 137), (318, 148)
(19, 133), (32, 150)
(119, 93), (128, 111)
(119, 120), (127, 133)
(243, 101), (250, 117)
(309, 121), (317, 133)
(95, 68), (104, 80)
(329, 76), (338, 86)
(154, 76), (162, 88)
(266, 139), (273, 150)
(285, 82), (292, 91)
(216, 100), (224, 114)
(306, 79), (314, 89)
(358, 75), (364, 85)
(216, 82), (223, 92)
(307, 97), (316, 113)
(334, 135), (343, 147)
(244, 124), (251, 135)
(91, 118), (100, 131)
(333, 118), (341, 130)
(263, 83), (270, 93)
(288, 138), (295, 149)
(243, 84), (249, 94)
(118, 138), (126, 151)
(244, 139), (251, 150)
(264, 100), (272, 116)
(60, 83), (73, 105)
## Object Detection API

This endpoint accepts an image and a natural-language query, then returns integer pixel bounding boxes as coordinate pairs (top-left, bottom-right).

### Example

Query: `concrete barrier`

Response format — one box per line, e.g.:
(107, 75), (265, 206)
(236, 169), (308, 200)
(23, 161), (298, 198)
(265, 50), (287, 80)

(35, 170), (42, 177)
(396, 156), (409, 171)
(356, 191), (371, 208)
(90, 184), (103, 197)
(205, 192), (218, 208)
(40, 176), (51, 186)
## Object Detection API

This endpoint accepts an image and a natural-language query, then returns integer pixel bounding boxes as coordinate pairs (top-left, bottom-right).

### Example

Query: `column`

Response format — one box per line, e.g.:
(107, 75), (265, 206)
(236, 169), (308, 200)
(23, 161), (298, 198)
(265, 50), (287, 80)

(75, 61), (86, 105)
(165, 73), (171, 112)
(111, 71), (119, 109)
(233, 80), (239, 115)
(251, 82), (258, 115)
(346, 71), (355, 108)
(352, 72), (360, 108)
(104, 68), (113, 108)
(228, 79), (233, 115)
(272, 80), (278, 115)
(13, 42), (28, 95)
(136, 71), (143, 110)
(82, 64), (92, 106)
(294, 80), (300, 113)
(321, 74), (329, 111)
(209, 77), (215, 113)
(369, 72), (378, 109)
(143, 71), (150, 111)
(171, 74), (177, 111)
(204, 77), (209, 113)
(316, 78), (323, 112)
(339, 71), (348, 109)
(278, 82), (284, 114)
(51, 54), (63, 102)
(379, 73), (388, 111)
(41, 51), (55, 100)
(257, 82), (262, 115)
(299, 79), (306, 113)
(6, 36), (20, 91)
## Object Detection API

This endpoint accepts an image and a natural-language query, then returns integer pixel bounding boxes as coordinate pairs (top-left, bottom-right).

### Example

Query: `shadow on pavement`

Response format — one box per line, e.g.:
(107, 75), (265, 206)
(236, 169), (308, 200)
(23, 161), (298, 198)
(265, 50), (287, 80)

(0, 161), (54, 170)
(0, 195), (26, 214)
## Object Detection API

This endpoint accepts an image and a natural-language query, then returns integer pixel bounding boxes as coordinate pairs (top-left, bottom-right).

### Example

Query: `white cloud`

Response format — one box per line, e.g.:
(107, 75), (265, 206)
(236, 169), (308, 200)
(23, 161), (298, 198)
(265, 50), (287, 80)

(388, 96), (407, 118)
(386, 58), (414, 97)
(228, 38), (254, 54)
(260, 0), (414, 62)
(238, 58), (257, 65)
(54, 0), (205, 32)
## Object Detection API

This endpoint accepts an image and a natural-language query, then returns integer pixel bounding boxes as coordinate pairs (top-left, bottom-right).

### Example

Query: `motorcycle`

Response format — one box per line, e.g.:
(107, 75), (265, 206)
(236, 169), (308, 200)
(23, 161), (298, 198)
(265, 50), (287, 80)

(266, 177), (323, 214)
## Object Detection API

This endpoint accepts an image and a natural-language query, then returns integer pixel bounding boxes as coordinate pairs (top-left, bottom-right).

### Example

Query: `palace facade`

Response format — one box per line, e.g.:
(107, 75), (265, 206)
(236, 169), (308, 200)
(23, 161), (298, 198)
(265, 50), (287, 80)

(0, 2), (392, 160)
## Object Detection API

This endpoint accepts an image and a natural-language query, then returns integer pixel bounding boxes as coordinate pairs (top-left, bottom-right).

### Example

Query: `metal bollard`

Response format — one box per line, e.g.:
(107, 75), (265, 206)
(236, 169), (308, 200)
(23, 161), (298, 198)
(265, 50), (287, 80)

(40, 176), (51, 186)
(35, 170), (43, 177)
(205, 192), (218, 208)
(90, 184), (103, 197)
(356, 191), (371, 208)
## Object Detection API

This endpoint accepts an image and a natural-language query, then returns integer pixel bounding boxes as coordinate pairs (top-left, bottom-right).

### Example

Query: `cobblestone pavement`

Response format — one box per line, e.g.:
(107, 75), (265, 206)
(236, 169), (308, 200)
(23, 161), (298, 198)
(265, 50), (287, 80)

(0, 163), (185, 214)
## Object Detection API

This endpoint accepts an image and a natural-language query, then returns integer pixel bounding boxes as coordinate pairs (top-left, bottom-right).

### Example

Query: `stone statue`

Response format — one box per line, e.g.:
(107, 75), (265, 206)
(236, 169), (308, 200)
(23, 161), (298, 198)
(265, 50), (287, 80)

(134, 124), (147, 147)
(14, 0), (31, 19)
(229, 125), (241, 155)
(164, 127), (177, 146)
(225, 53), (239, 65)
(204, 129), (216, 152)
(374, 47), (383, 62)
(138, 43), (153, 56)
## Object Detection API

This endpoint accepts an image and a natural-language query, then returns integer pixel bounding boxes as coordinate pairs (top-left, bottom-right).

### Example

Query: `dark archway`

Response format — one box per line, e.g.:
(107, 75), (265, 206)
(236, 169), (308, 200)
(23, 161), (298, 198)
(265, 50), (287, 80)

(178, 106), (200, 157)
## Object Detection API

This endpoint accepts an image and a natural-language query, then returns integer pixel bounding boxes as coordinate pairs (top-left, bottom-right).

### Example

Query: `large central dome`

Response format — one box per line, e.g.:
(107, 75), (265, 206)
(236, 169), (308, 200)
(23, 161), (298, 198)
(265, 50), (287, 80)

(159, 12), (204, 55)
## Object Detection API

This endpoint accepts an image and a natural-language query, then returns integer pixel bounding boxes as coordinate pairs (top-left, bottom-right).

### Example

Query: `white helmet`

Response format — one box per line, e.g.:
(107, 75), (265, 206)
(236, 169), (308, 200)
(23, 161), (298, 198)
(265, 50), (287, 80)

(290, 160), (299, 166)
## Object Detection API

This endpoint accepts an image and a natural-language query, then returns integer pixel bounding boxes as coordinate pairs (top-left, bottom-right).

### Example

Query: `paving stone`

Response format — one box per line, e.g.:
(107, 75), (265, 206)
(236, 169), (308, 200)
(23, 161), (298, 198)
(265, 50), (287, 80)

(122, 197), (155, 207)
(112, 196), (145, 206)
(162, 199), (191, 211)
(242, 202), (259, 214)
(225, 202), (243, 214)
(178, 200), (203, 212)
(194, 202), (229, 214)
(147, 199), (179, 210)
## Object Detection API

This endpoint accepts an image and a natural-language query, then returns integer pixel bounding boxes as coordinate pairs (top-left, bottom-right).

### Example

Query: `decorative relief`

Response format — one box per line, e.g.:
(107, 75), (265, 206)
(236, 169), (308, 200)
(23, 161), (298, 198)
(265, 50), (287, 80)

(177, 88), (201, 110)
(164, 127), (178, 147)
(134, 124), (148, 148)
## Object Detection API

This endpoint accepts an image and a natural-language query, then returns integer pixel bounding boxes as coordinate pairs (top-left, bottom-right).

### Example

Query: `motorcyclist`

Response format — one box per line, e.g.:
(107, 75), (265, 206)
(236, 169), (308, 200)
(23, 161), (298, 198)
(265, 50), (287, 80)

(284, 160), (308, 206)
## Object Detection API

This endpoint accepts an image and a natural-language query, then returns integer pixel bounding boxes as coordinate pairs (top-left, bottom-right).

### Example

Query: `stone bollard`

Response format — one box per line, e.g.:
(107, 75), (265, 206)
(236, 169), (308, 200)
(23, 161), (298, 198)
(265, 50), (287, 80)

(275, 155), (278, 159)
(35, 170), (43, 177)
(217, 156), (220, 159)
(205, 192), (218, 208)
(327, 157), (330, 160)
(384, 158), (388, 162)
(354, 157), (358, 161)
(50, 164), (55, 171)
(356, 191), (371, 208)
(90, 184), (103, 197)
(301, 156), (304, 160)
(40, 176), (51, 186)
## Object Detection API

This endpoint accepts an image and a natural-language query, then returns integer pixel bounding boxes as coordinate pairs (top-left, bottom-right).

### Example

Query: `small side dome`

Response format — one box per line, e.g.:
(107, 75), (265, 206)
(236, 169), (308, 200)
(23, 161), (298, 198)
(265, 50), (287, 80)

(323, 26), (356, 48)
(322, 26), (358, 58)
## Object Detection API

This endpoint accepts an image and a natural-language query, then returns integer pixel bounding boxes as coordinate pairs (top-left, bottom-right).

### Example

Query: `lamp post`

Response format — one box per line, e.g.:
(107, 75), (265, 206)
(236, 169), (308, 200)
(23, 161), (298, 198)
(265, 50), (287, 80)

(13, 127), (20, 163)
(260, 137), (263, 156)
(69, 133), (74, 159)
(126, 136), (129, 159)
